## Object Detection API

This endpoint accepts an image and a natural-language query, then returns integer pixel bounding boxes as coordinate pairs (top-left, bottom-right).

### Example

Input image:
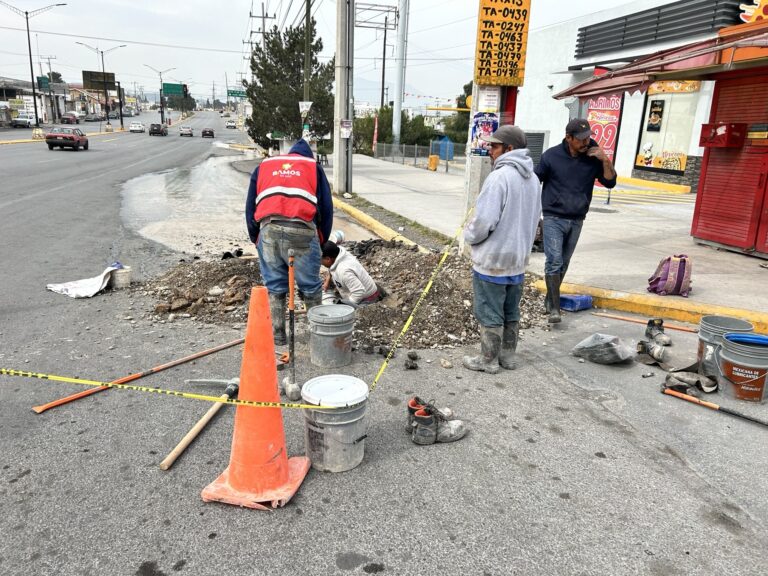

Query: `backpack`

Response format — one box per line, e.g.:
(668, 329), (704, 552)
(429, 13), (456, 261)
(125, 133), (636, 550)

(648, 254), (692, 297)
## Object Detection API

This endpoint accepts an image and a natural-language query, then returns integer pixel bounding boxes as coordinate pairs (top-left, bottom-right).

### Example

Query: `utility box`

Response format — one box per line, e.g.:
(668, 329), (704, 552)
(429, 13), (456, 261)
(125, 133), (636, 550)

(427, 155), (439, 171)
(698, 122), (747, 148)
(431, 136), (454, 160)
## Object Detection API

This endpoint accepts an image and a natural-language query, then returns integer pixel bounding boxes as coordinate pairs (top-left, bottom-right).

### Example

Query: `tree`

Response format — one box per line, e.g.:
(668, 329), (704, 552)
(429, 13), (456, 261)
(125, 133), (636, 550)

(244, 20), (335, 148)
(205, 98), (211, 108)
(167, 94), (195, 111)
(47, 70), (63, 83)
(443, 80), (472, 143)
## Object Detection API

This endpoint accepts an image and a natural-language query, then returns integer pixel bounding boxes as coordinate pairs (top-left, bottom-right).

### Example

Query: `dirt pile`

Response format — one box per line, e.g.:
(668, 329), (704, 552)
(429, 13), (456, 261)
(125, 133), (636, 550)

(141, 240), (549, 349)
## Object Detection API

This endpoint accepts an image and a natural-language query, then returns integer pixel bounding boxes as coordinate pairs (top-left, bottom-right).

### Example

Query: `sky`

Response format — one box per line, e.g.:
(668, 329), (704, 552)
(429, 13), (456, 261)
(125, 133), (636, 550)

(0, 0), (640, 110)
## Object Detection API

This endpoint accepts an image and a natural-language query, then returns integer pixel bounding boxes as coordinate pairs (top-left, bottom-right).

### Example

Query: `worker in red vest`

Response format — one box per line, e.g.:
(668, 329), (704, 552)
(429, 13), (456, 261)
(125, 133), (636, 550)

(245, 139), (333, 345)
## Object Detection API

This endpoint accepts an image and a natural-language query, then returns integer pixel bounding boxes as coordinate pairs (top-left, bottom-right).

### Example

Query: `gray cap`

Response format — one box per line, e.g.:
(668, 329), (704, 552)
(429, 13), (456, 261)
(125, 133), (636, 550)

(566, 118), (592, 140)
(481, 125), (527, 149)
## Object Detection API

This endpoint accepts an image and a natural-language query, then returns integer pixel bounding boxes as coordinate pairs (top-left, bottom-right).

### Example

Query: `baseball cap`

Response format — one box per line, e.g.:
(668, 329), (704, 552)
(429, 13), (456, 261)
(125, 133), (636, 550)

(566, 118), (593, 140)
(481, 125), (527, 149)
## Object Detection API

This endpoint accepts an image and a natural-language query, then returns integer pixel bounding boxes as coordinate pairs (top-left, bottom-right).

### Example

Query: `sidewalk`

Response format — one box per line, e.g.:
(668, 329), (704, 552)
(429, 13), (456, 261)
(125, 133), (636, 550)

(329, 154), (768, 332)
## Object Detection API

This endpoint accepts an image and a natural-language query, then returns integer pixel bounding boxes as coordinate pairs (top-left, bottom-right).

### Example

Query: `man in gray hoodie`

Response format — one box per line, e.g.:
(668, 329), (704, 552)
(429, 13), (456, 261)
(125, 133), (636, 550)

(462, 125), (542, 374)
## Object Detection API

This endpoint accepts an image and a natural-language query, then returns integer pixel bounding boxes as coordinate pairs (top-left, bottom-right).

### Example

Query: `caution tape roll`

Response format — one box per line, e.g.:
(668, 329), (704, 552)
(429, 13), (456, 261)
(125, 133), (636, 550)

(0, 368), (334, 410)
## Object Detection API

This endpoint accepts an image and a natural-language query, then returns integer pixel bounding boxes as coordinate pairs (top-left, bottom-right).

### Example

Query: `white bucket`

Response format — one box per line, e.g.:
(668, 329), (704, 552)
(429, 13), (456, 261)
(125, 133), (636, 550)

(110, 266), (132, 289)
(307, 304), (355, 368)
(301, 374), (369, 473)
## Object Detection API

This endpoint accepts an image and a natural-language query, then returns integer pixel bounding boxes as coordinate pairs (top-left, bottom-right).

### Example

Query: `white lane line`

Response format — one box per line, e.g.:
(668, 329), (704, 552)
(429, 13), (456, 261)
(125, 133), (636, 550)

(36, 158), (60, 164)
(103, 138), (118, 142)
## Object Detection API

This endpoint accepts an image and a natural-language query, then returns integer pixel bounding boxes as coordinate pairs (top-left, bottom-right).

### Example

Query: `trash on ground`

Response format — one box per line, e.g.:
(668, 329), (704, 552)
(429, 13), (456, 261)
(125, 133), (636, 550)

(46, 262), (125, 298)
(560, 294), (593, 312)
(571, 333), (635, 364)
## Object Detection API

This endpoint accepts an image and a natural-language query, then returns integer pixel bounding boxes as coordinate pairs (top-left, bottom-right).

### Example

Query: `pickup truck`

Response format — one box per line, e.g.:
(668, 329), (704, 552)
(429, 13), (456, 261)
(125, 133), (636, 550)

(10, 114), (34, 128)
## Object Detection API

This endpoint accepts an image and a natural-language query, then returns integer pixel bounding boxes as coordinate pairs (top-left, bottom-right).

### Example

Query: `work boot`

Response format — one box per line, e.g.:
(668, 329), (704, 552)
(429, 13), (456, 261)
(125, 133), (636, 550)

(411, 407), (467, 445)
(406, 396), (454, 434)
(499, 321), (519, 370)
(268, 292), (287, 346)
(545, 274), (561, 324)
(645, 318), (672, 346)
(637, 339), (666, 363)
(300, 290), (323, 311)
(462, 326), (502, 374)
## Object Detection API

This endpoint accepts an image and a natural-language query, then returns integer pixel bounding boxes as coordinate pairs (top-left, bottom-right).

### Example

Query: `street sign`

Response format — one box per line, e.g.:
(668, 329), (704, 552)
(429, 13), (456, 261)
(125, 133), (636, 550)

(83, 70), (116, 91)
(37, 76), (50, 91)
(227, 89), (246, 98)
(340, 119), (352, 139)
(299, 101), (312, 116)
(162, 83), (184, 96)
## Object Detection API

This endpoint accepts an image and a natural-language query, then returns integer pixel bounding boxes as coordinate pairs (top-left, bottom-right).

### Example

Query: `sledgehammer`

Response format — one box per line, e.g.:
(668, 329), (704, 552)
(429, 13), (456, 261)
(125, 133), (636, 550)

(159, 378), (239, 470)
(661, 387), (768, 429)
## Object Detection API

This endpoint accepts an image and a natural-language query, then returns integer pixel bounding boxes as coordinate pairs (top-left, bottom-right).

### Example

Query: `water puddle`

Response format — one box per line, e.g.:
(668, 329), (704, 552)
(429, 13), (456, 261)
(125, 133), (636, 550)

(121, 155), (253, 254)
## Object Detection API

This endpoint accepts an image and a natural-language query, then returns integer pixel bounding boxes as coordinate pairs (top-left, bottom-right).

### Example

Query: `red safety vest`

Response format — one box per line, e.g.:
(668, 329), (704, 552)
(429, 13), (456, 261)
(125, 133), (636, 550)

(254, 154), (318, 223)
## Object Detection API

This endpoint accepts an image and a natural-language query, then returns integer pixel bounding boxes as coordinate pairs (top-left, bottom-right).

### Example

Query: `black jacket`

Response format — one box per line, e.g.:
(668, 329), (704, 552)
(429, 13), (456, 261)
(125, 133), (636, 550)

(535, 139), (616, 220)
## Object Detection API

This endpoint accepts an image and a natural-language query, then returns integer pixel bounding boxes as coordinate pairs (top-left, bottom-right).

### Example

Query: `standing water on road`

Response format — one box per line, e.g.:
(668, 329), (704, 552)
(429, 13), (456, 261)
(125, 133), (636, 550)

(121, 154), (253, 254)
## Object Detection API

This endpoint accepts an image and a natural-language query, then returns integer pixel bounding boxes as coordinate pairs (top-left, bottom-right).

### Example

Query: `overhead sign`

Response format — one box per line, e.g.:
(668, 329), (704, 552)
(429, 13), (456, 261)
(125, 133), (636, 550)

(37, 76), (50, 91)
(162, 83), (183, 96)
(227, 89), (246, 98)
(474, 0), (532, 87)
(82, 70), (116, 91)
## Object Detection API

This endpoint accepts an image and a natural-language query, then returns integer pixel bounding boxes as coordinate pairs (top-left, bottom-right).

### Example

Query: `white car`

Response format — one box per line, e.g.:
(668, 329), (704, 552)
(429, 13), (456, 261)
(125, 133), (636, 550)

(179, 125), (193, 137)
(129, 122), (145, 133)
(225, 120), (237, 129)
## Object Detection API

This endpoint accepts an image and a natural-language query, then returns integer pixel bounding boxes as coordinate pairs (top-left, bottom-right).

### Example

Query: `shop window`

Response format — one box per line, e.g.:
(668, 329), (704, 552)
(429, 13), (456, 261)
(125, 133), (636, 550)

(635, 81), (700, 174)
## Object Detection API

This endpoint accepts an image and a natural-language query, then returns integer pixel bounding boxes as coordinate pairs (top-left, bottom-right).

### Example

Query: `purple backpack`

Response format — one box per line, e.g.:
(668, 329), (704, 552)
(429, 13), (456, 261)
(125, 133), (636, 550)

(648, 254), (692, 297)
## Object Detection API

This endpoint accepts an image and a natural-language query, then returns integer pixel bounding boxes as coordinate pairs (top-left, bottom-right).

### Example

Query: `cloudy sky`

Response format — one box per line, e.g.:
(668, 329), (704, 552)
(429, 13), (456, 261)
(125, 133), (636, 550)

(0, 0), (639, 109)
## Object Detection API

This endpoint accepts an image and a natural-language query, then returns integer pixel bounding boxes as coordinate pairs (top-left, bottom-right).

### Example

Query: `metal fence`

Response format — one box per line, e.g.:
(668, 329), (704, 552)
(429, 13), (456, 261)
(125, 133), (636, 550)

(373, 141), (467, 174)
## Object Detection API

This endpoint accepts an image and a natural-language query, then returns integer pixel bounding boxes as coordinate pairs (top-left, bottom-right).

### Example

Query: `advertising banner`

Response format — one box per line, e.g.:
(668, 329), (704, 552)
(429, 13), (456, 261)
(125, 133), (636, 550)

(474, 0), (532, 87)
(470, 112), (499, 155)
(585, 92), (622, 163)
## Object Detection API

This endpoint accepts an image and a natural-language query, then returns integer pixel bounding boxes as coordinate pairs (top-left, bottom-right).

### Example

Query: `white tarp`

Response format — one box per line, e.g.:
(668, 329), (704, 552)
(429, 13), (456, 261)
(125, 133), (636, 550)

(46, 264), (122, 298)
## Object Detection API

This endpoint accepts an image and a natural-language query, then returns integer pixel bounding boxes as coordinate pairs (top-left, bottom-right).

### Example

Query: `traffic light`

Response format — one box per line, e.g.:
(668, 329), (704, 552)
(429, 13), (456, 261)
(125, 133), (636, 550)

(182, 84), (189, 98)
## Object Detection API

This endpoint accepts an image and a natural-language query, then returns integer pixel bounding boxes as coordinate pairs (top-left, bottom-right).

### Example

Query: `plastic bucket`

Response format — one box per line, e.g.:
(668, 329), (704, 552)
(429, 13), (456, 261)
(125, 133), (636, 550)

(308, 304), (355, 368)
(697, 315), (753, 379)
(302, 374), (369, 473)
(717, 333), (768, 403)
(109, 266), (132, 289)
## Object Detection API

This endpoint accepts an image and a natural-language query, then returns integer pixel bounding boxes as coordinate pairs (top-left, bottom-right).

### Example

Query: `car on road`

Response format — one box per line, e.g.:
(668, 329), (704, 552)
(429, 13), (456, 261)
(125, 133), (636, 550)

(149, 123), (168, 136)
(10, 113), (34, 128)
(225, 120), (237, 129)
(222, 112), (230, 117)
(59, 113), (79, 124)
(45, 127), (89, 151)
(179, 125), (193, 137)
(201, 128), (214, 138)
(85, 113), (103, 122)
(108, 111), (119, 119)
(129, 122), (145, 133)
(71, 110), (86, 121)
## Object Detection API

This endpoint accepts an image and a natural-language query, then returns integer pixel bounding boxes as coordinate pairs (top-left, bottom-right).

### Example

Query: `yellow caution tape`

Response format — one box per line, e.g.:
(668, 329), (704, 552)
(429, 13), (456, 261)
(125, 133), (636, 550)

(0, 368), (334, 410)
(370, 208), (474, 391)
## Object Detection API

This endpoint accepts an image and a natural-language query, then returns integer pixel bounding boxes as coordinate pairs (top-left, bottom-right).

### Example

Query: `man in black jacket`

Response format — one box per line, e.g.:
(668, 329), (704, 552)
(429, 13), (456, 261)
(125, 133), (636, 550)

(535, 118), (616, 324)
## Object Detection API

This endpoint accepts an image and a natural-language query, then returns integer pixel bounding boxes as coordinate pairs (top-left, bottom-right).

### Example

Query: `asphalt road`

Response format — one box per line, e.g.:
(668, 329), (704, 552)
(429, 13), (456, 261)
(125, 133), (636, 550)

(1, 115), (767, 576)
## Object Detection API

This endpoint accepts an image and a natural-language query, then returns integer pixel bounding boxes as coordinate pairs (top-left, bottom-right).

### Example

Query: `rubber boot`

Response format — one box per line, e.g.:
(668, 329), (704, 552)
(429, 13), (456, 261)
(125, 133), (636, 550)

(406, 396), (454, 434)
(645, 318), (672, 346)
(301, 291), (323, 312)
(499, 321), (519, 370)
(545, 274), (562, 324)
(411, 407), (467, 445)
(637, 339), (666, 363)
(462, 326), (502, 374)
(268, 292), (287, 345)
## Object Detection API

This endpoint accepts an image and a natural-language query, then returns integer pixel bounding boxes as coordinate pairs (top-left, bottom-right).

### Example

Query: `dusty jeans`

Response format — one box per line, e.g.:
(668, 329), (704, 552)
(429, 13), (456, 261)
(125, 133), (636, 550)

(472, 275), (523, 328)
(257, 221), (322, 296)
(542, 216), (583, 277)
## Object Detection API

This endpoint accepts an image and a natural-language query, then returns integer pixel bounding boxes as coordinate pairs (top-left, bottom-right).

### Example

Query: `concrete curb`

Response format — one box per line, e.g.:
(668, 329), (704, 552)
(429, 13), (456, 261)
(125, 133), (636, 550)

(616, 176), (691, 194)
(332, 196), (428, 253)
(534, 280), (768, 334)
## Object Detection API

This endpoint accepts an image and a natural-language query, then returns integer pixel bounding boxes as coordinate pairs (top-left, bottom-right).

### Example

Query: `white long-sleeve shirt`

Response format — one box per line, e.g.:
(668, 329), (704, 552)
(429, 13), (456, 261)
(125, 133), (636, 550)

(328, 247), (378, 304)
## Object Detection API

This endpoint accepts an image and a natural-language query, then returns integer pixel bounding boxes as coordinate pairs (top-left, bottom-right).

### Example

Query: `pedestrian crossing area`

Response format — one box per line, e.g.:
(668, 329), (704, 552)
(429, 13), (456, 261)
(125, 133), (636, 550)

(591, 188), (696, 206)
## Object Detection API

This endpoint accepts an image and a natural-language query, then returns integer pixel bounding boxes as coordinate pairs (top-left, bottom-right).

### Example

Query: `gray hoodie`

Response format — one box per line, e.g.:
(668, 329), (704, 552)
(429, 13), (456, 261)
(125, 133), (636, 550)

(463, 149), (542, 277)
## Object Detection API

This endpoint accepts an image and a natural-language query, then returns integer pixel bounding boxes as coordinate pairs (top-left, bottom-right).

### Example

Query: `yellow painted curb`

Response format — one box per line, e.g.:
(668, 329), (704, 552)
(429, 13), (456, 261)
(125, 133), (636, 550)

(0, 130), (127, 145)
(333, 196), (428, 253)
(533, 280), (768, 334)
(0, 138), (37, 145)
(616, 176), (691, 194)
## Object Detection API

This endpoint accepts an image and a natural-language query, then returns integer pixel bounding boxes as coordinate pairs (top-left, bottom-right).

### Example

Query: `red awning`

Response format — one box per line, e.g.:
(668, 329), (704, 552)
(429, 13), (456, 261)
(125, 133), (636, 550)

(554, 26), (768, 99)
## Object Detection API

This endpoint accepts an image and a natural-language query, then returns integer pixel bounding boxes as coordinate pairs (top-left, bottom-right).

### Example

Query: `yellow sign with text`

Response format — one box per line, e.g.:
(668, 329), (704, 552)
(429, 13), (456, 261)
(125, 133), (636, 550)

(474, 0), (532, 87)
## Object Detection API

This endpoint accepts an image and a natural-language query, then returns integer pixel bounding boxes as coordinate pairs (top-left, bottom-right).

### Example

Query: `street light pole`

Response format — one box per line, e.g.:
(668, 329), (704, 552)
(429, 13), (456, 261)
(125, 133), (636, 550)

(0, 1), (67, 128)
(76, 41), (126, 130)
(144, 65), (175, 125)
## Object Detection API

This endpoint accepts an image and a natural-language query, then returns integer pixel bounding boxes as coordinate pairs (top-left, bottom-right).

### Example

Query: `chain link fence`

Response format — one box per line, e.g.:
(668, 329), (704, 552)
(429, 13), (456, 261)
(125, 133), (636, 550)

(373, 141), (467, 175)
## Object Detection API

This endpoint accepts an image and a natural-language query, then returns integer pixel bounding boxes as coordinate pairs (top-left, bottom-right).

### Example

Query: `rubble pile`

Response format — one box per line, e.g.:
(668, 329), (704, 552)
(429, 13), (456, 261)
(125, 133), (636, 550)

(142, 240), (549, 349)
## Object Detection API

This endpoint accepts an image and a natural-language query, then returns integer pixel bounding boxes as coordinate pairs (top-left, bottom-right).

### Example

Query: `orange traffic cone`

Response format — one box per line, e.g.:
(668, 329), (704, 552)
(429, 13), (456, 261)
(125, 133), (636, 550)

(201, 286), (310, 510)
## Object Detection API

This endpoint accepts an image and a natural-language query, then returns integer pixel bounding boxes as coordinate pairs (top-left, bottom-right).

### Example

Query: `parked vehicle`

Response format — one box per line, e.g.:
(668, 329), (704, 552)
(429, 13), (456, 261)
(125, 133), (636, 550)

(71, 110), (87, 121)
(45, 127), (89, 151)
(201, 128), (214, 138)
(179, 125), (193, 137)
(85, 113), (103, 122)
(10, 114), (33, 128)
(129, 122), (145, 133)
(59, 113), (79, 124)
(149, 123), (168, 136)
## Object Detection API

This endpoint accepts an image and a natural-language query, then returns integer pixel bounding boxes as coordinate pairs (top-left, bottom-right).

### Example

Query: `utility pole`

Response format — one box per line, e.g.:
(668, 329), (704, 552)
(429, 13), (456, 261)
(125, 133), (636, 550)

(41, 55), (57, 122)
(225, 72), (229, 110)
(381, 17), (388, 109)
(334, 0), (355, 195)
(392, 0), (409, 146)
(304, 0), (311, 101)
(249, 2), (276, 51)
(212, 81), (216, 109)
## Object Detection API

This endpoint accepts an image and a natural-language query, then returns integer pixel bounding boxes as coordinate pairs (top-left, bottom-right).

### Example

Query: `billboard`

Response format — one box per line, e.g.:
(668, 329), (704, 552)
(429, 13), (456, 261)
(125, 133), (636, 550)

(82, 70), (116, 91)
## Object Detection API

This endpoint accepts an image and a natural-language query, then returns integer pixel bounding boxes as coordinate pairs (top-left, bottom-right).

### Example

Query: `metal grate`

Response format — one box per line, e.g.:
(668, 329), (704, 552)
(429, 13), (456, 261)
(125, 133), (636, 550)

(575, 0), (742, 59)
(524, 131), (547, 167)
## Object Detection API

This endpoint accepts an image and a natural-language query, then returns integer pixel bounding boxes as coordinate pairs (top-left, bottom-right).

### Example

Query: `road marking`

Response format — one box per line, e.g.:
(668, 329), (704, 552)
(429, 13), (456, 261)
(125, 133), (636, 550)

(103, 138), (117, 142)
(36, 158), (59, 164)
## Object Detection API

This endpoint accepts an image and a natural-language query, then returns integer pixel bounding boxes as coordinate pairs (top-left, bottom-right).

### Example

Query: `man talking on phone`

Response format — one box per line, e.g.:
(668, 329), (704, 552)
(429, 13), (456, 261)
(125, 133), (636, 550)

(535, 118), (616, 324)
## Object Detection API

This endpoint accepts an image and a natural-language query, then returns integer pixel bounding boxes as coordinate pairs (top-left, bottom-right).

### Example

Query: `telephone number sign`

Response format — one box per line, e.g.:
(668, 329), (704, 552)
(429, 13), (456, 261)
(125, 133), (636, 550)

(474, 0), (532, 87)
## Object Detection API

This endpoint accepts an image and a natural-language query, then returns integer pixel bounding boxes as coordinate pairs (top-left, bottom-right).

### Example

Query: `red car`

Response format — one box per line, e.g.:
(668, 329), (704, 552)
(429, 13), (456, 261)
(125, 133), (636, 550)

(60, 113), (79, 124)
(45, 127), (89, 151)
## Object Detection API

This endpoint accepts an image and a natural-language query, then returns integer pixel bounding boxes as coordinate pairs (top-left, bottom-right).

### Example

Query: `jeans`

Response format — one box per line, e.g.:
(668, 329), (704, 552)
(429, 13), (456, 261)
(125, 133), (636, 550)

(472, 275), (523, 328)
(257, 222), (322, 296)
(542, 216), (583, 277)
